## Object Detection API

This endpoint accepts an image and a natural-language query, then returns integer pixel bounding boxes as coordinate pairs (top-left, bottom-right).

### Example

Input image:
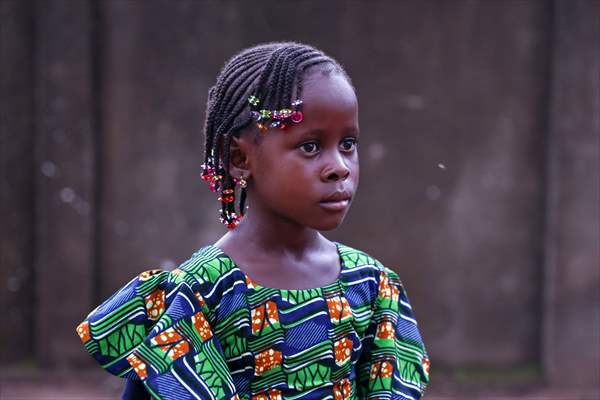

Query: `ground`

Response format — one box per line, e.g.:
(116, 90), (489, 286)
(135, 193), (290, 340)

(1, 369), (598, 400)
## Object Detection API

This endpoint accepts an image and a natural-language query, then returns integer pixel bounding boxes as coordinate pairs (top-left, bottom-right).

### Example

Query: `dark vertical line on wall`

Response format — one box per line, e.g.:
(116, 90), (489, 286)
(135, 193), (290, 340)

(539, 0), (557, 384)
(29, 0), (39, 363)
(27, 0), (38, 363)
(91, 0), (103, 305)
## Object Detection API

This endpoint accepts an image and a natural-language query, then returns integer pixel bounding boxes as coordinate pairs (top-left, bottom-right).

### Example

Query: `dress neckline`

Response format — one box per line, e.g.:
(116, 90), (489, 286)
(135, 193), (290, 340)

(205, 241), (346, 292)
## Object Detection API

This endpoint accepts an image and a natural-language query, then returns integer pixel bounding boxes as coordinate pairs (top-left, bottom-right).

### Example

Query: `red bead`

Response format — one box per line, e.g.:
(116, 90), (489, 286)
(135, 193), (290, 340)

(218, 195), (234, 202)
(291, 111), (303, 123)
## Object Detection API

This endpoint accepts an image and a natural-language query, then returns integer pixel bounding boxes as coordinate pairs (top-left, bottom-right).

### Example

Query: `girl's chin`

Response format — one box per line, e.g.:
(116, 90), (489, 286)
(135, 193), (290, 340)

(312, 216), (347, 231)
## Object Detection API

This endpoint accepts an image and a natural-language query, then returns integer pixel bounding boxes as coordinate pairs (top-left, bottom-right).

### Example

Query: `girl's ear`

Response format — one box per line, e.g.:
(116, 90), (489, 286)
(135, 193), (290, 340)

(228, 135), (251, 177)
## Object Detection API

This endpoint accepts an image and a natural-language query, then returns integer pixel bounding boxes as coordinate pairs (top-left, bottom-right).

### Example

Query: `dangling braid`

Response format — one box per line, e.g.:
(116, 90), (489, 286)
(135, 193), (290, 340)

(201, 42), (351, 229)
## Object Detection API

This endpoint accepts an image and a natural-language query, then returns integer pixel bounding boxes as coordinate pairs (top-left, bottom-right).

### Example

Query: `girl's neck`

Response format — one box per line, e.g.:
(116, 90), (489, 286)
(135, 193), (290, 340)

(216, 208), (324, 258)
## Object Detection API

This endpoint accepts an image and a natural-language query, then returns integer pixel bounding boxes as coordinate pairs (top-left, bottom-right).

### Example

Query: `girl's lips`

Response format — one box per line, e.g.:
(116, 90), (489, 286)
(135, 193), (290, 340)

(320, 199), (350, 211)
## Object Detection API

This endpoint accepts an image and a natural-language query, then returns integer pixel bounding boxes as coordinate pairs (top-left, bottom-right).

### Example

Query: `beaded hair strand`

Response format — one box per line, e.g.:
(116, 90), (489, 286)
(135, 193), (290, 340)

(201, 42), (352, 229)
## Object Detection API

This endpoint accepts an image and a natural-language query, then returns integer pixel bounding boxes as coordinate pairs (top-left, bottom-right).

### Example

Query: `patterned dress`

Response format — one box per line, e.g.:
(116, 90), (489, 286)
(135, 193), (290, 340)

(77, 242), (430, 399)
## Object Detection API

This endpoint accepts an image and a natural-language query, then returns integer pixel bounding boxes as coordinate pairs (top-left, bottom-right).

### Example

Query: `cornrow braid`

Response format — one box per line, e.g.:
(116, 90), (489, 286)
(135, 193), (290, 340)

(201, 42), (351, 229)
(205, 49), (271, 137)
(277, 47), (315, 109)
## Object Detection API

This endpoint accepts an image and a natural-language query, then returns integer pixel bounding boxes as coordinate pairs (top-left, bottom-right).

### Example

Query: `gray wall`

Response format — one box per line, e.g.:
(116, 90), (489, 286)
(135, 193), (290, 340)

(1, 0), (598, 394)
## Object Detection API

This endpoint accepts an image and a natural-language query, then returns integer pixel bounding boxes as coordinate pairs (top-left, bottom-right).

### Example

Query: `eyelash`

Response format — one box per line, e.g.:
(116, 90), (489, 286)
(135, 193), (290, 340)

(299, 138), (359, 155)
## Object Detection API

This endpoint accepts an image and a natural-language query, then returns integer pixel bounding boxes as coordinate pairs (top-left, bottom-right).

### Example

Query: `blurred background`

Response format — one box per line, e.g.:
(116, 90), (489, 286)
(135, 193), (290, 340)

(1, 0), (598, 399)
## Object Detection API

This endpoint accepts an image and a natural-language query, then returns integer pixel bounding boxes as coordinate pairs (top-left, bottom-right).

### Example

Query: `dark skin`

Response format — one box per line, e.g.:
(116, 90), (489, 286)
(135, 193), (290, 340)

(213, 70), (360, 289)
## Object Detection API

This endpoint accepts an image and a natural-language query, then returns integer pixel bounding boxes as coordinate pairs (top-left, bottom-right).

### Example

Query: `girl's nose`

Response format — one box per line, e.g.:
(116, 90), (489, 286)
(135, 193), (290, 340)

(321, 152), (351, 182)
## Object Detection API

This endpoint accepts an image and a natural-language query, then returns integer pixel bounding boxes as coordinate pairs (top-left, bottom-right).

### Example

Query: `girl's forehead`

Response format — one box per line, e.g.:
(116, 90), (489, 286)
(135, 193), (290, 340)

(296, 75), (358, 131)
(302, 72), (356, 108)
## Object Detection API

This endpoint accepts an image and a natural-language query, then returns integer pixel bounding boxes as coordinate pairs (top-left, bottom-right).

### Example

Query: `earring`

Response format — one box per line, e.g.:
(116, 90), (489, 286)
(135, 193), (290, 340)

(219, 182), (243, 229)
(201, 160), (249, 229)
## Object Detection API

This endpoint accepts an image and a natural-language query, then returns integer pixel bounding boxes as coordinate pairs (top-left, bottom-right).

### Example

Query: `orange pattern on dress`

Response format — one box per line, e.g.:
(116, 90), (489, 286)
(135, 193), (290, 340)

(326, 296), (352, 323)
(251, 388), (282, 400)
(333, 378), (352, 399)
(194, 291), (206, 307)
(76, 321), (90, 343)
(192, 311), (213, 341)
(246, 275), (256, 290)
(145, 289), (166, 320)
(127, 353), (148, 379)
(251, 301), (279, 334)
(378, 273), (399, 302)
(375, 320), (395, 340)
(422, 356), (431, 376)
(139, 269), (163, 281)
(370, 361), (393, 380)
(254, 348), (282, 375)
(334, 337), (353, 366)
(150, 327), (190, 361)
(167, 340), (189, 361)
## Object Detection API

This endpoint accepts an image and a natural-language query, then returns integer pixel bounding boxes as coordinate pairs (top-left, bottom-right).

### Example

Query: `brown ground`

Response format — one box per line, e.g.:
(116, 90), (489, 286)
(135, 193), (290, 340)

(1, 369), (598, 400)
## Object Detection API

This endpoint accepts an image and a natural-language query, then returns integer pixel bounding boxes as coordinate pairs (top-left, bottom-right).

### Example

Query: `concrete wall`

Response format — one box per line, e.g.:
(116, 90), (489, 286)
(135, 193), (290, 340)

(542, 0), (600, 388)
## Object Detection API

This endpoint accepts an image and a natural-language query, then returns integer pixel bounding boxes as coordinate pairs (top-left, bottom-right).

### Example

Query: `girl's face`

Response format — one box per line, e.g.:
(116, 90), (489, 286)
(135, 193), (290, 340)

(240, 70), (360, 231)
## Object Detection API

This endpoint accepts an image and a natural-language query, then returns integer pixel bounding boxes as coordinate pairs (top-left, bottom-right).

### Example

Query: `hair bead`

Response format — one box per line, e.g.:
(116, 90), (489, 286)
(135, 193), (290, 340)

(246, 95), (304, 132)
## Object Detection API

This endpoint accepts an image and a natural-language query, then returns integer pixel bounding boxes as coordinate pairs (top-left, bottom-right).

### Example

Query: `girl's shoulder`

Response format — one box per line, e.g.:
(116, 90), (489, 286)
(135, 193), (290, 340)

(172, 244), (236, 284)
(336, 241), (403, 281)
(80, 246), (234, 324)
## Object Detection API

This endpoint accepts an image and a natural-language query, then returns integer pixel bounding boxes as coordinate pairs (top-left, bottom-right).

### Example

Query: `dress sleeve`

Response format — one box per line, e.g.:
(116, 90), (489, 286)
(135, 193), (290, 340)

(76, 268), (239, 400)
(356, 266), (431, 399)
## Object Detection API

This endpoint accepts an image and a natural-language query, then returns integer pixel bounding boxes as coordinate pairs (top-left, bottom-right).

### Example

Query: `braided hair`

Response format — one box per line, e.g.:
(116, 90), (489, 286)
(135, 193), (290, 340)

(201, 42), (351, 229)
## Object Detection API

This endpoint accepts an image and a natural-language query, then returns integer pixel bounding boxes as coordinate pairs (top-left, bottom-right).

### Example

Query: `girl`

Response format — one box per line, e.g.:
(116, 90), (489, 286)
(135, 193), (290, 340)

(76, 42), (430, 400)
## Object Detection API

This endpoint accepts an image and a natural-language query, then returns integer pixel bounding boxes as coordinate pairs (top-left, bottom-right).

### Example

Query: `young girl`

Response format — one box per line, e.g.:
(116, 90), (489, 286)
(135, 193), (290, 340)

(76, 42), (430, 400)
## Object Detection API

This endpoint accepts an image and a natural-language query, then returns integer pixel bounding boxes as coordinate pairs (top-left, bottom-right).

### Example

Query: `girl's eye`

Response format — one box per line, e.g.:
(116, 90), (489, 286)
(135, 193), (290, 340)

(341, 138), (358, 152)
(299, 142), (319, 154)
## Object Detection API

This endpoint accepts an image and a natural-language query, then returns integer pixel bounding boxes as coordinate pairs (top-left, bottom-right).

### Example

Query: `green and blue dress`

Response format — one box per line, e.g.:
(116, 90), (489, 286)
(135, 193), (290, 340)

(77, 242), (430, 399)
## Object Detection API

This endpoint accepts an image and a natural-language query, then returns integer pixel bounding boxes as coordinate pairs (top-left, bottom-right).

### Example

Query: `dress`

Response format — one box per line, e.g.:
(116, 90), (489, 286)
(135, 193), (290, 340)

(76, 242), (430, 399)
